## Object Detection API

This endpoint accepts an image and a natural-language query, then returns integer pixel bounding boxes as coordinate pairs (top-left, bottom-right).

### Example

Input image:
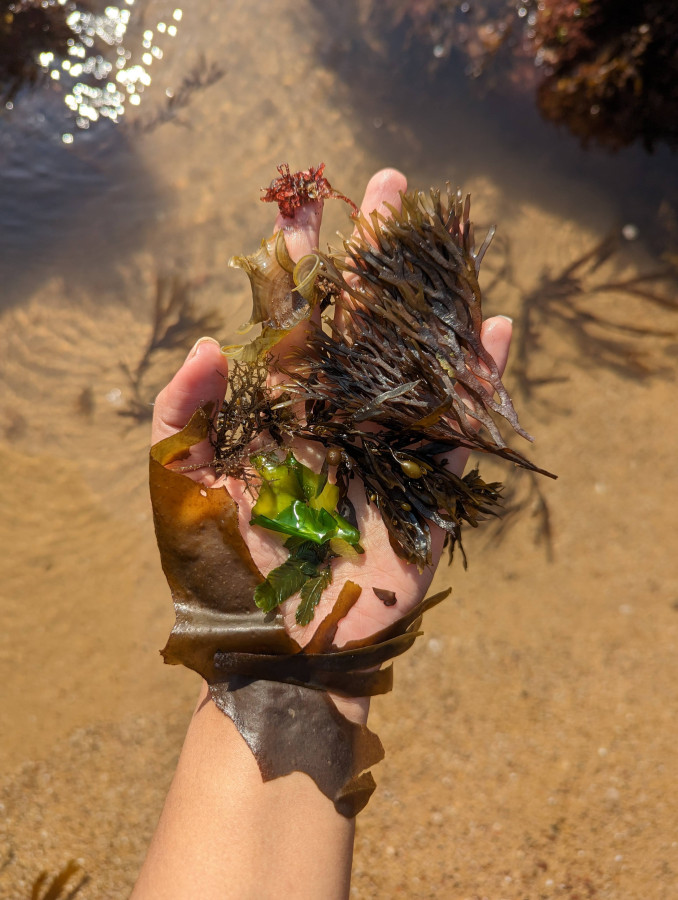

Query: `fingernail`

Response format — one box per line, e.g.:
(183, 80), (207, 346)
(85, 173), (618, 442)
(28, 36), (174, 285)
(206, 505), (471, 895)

(186, 336), (218, 361)
(498, 315), (513, 324)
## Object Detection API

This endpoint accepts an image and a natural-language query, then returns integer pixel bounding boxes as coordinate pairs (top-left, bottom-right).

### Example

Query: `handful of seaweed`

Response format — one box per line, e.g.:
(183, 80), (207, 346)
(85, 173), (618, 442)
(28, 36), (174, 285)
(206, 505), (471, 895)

(150, 175), (553, 814)
(216, 184), (552, 621)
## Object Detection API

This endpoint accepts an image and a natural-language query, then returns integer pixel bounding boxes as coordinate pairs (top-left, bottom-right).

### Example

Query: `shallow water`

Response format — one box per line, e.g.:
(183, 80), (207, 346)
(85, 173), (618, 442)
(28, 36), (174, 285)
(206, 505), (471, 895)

(1, 1), (678, 897)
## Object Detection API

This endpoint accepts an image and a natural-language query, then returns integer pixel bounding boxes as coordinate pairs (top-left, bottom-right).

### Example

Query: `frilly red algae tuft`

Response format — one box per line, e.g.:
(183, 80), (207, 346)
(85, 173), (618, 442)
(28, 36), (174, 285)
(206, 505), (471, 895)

(261, 162), (359, 218)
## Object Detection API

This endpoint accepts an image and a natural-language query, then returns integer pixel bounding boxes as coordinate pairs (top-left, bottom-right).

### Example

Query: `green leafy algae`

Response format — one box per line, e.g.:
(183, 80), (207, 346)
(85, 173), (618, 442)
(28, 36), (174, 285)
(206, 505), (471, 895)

(249, 451), (362, 623)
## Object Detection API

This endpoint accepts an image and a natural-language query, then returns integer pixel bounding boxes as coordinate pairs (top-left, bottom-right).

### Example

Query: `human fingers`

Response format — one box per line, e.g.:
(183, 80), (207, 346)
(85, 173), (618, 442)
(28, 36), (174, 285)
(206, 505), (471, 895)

(335, 168), (407, 329)
(354, 167), (408, 232)
(479, 314), (512, 380)
(152, 337), (228, 456)
(271, 199), (324, 365)
(443, 314), (513, 477)
(273, 199), (323, 264)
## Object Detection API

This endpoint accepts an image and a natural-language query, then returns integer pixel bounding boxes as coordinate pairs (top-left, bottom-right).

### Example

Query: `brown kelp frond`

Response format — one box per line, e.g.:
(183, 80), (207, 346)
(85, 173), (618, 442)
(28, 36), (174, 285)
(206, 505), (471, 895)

(151, 410), (456, 814)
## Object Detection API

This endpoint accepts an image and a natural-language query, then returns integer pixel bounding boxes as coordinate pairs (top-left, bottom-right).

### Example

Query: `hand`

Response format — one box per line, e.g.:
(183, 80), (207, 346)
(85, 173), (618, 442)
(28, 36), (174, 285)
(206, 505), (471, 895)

(152, 168), (512, 714)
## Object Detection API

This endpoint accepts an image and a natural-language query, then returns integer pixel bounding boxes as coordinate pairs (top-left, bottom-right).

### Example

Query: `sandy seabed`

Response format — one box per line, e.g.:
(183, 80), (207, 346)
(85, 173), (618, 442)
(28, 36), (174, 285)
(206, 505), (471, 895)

(1, 1), (677, 897)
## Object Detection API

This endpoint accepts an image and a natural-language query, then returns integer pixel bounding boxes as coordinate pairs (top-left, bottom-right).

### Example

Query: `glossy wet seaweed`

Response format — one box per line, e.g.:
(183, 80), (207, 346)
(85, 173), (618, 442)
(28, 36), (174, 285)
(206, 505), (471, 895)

(151, 407), (451, 813)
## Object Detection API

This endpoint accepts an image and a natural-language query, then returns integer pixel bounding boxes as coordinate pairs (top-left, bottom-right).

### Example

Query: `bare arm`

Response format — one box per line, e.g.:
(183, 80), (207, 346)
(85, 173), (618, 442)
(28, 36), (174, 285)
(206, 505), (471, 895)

(132, 683), (355, 900)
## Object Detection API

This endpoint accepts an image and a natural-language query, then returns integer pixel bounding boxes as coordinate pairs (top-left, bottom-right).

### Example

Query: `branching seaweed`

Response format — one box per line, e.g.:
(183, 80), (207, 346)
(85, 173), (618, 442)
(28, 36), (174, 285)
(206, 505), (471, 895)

(131, 55), (225, 135)
(119, 274), (222, 423)
(208, 358), (296, 479)
(298, 189), (527, 446)
(262, 164), (358, 219)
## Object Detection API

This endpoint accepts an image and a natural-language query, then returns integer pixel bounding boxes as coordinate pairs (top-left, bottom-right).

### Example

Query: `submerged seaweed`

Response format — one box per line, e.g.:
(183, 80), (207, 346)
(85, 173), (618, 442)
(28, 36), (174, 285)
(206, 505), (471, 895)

(31, 859), (88, 900)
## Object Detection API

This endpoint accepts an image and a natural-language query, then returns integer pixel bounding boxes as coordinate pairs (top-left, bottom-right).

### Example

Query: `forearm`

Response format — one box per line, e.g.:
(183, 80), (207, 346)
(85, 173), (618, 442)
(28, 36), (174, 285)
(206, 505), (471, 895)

(132, 683), (356, 900)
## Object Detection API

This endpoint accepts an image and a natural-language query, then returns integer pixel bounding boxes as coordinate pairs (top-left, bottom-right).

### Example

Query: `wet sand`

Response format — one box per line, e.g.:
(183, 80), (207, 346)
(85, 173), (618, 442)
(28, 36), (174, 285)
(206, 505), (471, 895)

(1, 1), (677, 897)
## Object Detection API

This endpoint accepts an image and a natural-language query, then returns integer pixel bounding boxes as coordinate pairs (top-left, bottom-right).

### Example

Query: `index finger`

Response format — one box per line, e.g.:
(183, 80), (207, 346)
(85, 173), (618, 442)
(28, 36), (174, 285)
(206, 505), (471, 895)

(334, 168), (407, 330)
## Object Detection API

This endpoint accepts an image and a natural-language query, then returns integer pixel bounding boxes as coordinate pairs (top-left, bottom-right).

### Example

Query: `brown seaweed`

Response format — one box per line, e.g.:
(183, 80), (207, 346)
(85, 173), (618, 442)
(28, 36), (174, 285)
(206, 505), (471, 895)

(151, 408), (450, 815)
(276, 188), (554, 568)
(31, 860), (88, 900)
(131, 55), (225, 135)
(349, 1), (678, 152)
(216, 186), (554, 572)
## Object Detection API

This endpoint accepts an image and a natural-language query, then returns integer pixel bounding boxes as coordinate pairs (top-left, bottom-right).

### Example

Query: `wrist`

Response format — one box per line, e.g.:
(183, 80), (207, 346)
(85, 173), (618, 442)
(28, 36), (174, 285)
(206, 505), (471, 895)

(329, 692), (370, 726)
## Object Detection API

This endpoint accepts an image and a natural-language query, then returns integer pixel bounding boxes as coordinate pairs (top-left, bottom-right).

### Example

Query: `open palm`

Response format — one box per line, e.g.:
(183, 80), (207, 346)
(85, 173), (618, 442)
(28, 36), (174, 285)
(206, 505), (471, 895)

(151, 169), (512, 675)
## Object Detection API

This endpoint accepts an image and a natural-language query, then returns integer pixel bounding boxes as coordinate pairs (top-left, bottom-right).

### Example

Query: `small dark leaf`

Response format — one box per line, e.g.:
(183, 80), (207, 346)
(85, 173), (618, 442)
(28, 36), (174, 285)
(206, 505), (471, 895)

(284, 537), (325, 563)
(374, 588), (397, 606)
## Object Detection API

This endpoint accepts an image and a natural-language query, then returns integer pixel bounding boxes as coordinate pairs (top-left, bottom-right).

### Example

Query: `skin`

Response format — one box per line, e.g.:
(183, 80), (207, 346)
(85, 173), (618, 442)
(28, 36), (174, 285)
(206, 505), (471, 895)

(132, 169), (512, 900)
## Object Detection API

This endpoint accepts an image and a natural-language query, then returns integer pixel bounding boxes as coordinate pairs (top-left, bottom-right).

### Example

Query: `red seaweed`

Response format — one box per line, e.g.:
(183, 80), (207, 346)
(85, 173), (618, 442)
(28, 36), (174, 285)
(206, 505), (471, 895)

(261, 163), (359, 218)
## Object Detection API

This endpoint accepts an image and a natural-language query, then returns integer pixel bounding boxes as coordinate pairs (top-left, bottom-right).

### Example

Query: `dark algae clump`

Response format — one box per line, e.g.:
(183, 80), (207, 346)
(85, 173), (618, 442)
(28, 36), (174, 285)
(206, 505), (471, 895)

(150, 171), (554, 815)
(286, 188), (554, 569)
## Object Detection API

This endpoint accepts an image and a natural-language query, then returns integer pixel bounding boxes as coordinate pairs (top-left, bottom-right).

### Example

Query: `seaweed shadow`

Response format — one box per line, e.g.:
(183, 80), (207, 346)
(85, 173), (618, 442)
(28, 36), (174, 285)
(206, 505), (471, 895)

(506, 231), (678, 402)
(481, 229), (678, 556)
(31, 859), (89, 900)
(118, 273), (223, 424)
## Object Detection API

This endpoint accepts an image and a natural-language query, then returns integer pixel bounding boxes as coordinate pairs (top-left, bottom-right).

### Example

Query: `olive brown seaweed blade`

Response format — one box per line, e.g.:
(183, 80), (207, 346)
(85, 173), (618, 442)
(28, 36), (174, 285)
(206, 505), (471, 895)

(290, 187), (542, 458)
